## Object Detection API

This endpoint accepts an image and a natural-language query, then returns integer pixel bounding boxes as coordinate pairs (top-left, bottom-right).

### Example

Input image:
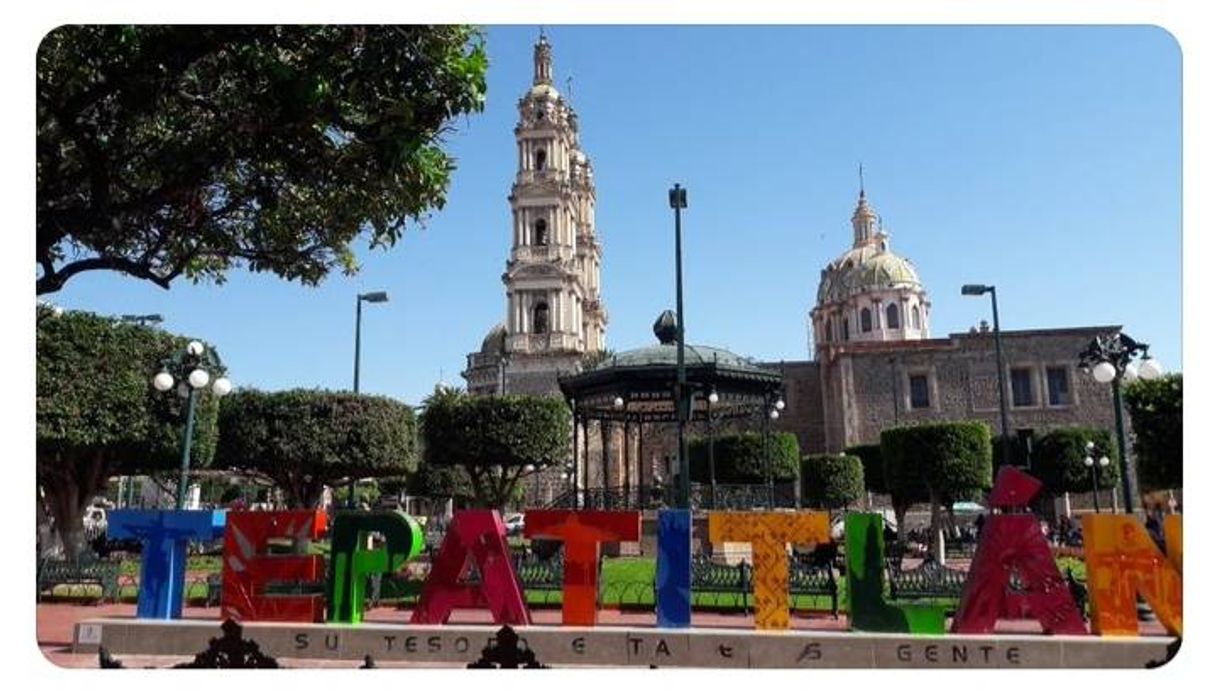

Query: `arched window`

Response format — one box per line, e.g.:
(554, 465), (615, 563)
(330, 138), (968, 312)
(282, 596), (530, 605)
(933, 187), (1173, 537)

(860, 307), (873, 333)
(533, 218), (549, 246)
(842, 316), (850, 341)
(886, 303), (900, 330)
(532, 302), (549, 334)
(534, 148), (547, 171)
(912, 305), (922, 329)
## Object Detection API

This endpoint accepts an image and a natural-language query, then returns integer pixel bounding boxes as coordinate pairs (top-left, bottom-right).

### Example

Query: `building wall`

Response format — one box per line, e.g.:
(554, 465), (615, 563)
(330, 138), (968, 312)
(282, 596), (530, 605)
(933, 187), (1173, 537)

(783, 325), (1124, 456)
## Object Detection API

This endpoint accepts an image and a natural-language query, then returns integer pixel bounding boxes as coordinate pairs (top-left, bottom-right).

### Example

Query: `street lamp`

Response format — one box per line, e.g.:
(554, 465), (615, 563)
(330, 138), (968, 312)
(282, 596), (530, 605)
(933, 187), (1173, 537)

(351, 290), (390, 507)
(152, 340), (232, 509)
(1078, 332), (1162, 514)
(669, 183), (690, 509)
(1083, 440), (1112, 513)
(762, 390), (785, 509)
(962, 284), (1013, 468)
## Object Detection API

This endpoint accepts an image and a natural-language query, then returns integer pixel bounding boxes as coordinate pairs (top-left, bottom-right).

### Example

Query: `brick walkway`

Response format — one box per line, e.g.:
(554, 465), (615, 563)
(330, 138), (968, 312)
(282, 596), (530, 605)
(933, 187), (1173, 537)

(37, 602), (1167, 668)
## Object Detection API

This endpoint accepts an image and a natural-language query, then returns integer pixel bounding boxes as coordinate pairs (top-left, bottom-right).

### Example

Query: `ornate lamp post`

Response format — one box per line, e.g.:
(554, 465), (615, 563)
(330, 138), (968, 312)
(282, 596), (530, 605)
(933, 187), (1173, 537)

(152, 340), (232, 509)
(351, 290), (390, 508)
(961, 284), (1012, 468)
(669, 183), (690, 509)
(1083, 440), (1111, 513)
(1077, 332), (1162, 514)
(763, 391), (785, 509)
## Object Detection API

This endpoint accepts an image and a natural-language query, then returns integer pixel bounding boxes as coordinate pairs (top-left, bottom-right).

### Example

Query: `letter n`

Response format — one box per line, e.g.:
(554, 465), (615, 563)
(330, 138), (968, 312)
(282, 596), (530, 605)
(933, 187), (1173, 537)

(1083, 514), (1182, 636)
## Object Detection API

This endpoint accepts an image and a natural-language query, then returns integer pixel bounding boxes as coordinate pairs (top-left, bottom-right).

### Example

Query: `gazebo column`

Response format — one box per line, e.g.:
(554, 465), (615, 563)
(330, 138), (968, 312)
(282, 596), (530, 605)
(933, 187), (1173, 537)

(601, 420), (612, 503)
(582, 419), (591, 509)
(623, 420), (632, 508)
(570, 404), (579, 507)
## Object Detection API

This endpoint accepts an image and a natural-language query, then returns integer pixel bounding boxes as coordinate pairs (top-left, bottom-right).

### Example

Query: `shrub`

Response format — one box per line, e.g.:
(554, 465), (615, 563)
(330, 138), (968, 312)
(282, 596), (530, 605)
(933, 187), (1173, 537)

(801, 454), (864, 510)
(688, 431), (801, 484)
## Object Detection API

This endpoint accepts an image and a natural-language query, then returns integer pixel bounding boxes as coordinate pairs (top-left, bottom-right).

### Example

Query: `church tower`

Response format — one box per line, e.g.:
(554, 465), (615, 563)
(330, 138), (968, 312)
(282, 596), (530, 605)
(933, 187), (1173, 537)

(464, 33), (608, 396)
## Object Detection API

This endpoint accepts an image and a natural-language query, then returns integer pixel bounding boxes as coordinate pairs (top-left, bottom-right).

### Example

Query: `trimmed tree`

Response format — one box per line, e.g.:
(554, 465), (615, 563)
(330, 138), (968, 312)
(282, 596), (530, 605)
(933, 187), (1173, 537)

(1031, 427), (1118, 508)
(801, 454), (864, 513)
(1123, 374), (1182, 492)
(688, 431), (801, 484)
(881, 421), (993, 559)
(420, 389), (570, 509)
(37, 25), (487, 295)
(37, 309), (223, 558)
(215, 389), (418, 509)
(845, 443), (886, 496)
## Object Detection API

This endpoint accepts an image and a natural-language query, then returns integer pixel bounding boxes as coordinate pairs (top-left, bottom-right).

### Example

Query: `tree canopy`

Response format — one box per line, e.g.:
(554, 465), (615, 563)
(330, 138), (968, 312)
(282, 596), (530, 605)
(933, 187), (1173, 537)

(688, 431), (801, 484)
(845, 443), (886, 494)
(1031, 427), (1118, 496)
(420, 389), (570, 508)
(215, 389), (418, 508)
(1124, 374), (1183, 491)
(37, 25), (487, 294)
(37, 308), (223, 555)
(881, 422), (993, 503)
(801, 454), (864, 511)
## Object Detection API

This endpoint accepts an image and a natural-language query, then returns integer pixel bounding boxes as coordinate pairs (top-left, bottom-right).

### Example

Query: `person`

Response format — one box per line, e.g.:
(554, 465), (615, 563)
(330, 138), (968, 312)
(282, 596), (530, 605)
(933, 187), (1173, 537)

(1145, 508), (1167, 553)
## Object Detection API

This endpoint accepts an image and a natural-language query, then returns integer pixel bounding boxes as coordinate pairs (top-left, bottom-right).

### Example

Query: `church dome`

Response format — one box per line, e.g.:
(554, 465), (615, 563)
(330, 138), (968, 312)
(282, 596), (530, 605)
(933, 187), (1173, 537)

(480, 323), (507, 355)
(817, 245), (923, 304)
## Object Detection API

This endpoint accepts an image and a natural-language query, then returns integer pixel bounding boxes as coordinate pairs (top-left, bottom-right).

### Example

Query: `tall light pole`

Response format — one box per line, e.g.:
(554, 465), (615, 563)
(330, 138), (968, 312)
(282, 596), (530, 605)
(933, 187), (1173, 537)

(351, 290), (390, 507)
(152, 340), (233, 509)
(1083, 440), (1111, 513)
(1078, 332), (1162, 514)
(962, 284), (1012, 468)
(669, 183), (690, 509)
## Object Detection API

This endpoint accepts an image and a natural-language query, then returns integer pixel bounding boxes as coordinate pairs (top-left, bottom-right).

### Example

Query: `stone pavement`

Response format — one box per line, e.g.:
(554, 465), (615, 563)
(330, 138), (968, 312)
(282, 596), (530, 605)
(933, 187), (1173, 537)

(37, 602), (1168, 668)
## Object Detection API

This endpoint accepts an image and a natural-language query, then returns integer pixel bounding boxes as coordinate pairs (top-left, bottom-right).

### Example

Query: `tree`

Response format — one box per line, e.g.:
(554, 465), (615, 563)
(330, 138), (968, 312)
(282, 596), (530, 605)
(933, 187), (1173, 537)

(1123, 374), (1183, 492)
(37, 308), (223, 557)
(688, 432), (801, 483)
(420, 389), (570, 509)
(1031, 427), (1118, 499)
(801, 454), (864, 512)
(845, 443), (886, 495)
(881, 422), (992, 558)
(215, 389), (418, 508)
(37, 25), (487, 295)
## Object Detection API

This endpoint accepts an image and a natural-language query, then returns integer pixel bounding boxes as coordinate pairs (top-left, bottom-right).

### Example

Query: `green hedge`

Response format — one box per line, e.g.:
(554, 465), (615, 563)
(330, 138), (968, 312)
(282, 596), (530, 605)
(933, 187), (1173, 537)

(1124, 374), (1182, 491)
(881, 421), (993, 504)
(1031, 427), (1118, 495)
(801, 454), (864, 510)
(689, 431), (800, 484)
(845, 444), (885, 494)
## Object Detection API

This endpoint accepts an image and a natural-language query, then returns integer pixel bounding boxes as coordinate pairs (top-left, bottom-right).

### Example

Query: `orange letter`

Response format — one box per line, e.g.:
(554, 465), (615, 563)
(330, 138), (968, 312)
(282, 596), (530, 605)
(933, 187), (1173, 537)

(524, 510), (641, 626)
(1082, 514), (1182, 636)
(708, 511), (830, 630)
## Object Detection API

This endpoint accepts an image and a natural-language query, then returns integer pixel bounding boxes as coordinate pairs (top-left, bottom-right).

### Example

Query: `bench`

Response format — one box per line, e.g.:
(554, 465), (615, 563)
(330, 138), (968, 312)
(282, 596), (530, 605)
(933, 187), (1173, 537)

(691, 554), (839, 616)
(37, 557), (121, 603)
(886, 559), (969, 601)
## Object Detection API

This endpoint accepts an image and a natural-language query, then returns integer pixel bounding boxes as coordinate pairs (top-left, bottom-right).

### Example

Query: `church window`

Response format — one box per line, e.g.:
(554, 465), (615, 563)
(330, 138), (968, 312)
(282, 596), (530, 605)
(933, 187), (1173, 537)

(534, 148), (547, 170)
(1010, 368), (1035, 407)
(532, 302), (550, 334)
(860, 308), (872, 332)
(909, 374), (930, 409)
(912, 305), (921, 329)
(534, 218), (549, 246)
(886, 303), (900, 329)
(1046, 367), (1070, 406)
(842, 316), (850, 341)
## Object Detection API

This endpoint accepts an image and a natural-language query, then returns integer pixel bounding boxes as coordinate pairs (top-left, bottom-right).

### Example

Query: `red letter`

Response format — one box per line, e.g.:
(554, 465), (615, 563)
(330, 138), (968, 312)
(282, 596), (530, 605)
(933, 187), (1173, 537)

(524, 510), (641, 626)
(410, 510), (530, 625)
(222, 510), (328, 622)
(952, 468), (1086, 635)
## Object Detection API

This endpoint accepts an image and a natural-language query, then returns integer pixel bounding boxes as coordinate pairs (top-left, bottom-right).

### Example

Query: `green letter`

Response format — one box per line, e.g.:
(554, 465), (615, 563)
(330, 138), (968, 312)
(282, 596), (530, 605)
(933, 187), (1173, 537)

(845, 513), (945, 634)
(327, 511), (424, 623)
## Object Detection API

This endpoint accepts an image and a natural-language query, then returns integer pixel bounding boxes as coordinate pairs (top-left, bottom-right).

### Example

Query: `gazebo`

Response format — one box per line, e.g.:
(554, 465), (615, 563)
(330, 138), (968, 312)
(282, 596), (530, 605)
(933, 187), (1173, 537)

(557, 311), (790, 510)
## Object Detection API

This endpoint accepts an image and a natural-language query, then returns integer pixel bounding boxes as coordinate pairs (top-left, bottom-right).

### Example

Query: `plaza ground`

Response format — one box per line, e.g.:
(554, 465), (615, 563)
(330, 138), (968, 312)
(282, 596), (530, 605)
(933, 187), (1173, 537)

(36, 601), (1170, 669)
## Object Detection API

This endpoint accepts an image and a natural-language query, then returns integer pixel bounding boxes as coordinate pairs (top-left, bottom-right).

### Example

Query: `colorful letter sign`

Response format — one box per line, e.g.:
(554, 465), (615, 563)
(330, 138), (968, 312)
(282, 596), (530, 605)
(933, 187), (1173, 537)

(222, 510), (328, 623)
(411, 510), (530, 625)
(844, 513), (946, 634)
(708, 511), (830, 630)
(952, 468), (1086, 635)
(326, 511), (425, 624)
(525, 510), (641, 626)
(107, 510), (227, 619)
(656, 509), (693, 628)
(1082, 514), (1183, 636)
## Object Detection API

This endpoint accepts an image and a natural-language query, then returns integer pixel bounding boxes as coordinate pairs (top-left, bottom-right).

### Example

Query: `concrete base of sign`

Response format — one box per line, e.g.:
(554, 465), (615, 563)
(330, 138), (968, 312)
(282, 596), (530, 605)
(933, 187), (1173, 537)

(72, 619), (1178, 668)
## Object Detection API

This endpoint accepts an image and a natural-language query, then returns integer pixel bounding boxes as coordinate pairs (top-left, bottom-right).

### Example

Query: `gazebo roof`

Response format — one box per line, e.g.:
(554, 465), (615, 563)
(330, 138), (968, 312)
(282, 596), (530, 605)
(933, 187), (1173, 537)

(559, 312), (784, 423)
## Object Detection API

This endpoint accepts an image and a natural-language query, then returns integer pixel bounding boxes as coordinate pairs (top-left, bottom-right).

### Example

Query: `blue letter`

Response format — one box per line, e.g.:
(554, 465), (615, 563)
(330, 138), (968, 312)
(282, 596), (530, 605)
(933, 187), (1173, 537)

(656, 509), (692, 628)
(108, 510), (227, 619)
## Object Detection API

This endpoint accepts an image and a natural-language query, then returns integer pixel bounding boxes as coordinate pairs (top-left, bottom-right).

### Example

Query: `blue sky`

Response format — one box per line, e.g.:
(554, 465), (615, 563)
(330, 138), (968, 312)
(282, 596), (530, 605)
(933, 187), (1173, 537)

(44, 25), (1182, 406)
